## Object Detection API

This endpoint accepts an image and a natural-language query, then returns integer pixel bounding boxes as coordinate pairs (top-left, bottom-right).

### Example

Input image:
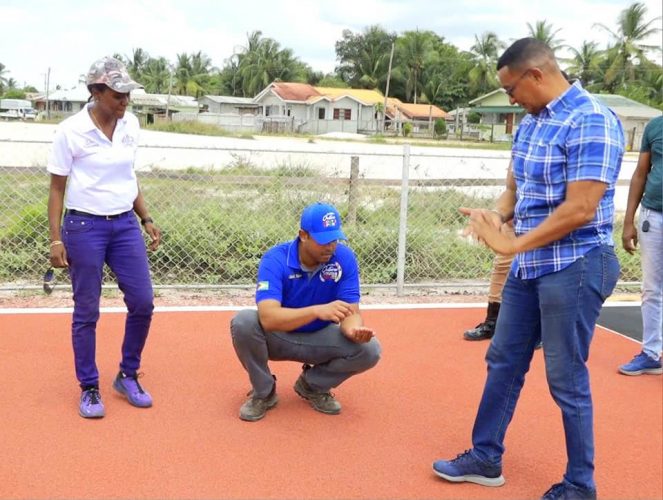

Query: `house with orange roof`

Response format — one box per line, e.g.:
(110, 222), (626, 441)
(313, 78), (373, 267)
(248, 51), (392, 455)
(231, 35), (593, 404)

(384, 97), (448, 134)
(252, 81), (385, 134)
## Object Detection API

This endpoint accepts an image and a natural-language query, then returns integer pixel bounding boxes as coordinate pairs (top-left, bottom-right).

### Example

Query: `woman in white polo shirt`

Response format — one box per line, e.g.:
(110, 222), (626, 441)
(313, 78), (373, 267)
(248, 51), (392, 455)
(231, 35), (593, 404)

(47, 57), (161, 419)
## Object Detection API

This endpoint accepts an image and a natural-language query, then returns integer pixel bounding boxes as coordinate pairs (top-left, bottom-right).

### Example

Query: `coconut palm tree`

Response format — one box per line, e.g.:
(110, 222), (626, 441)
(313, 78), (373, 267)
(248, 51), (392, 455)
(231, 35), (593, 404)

(334, 25), (395, 90)
(173, 51), (213, 97)
(141, 57), (171, 94)
(527, 20), (565, 53)
(565, 41), (604, 87)
(126, 48), (150, 82)
(0, 62), (10, 93)
(594, 2), (661, 87)
(396, 30), (439, 103)
(468, 32), (504, 95)
(233, 31), (308, 97)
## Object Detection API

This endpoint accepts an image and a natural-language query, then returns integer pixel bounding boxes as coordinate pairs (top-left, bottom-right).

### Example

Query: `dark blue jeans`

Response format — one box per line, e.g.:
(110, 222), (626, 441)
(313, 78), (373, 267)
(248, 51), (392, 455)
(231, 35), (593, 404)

(62, 212), (154, 387)
(471, 245), (620, 490)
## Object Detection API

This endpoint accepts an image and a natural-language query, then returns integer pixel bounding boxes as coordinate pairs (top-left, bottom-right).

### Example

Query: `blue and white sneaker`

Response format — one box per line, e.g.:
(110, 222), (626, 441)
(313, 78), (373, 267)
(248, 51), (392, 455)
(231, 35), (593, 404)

(618, 352), (662, 376)
(432, 449), (505, 487)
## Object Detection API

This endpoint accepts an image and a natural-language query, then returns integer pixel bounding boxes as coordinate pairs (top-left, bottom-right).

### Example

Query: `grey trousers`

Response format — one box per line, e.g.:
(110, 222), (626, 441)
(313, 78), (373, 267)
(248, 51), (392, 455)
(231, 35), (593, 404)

(230, 309), (381, 398)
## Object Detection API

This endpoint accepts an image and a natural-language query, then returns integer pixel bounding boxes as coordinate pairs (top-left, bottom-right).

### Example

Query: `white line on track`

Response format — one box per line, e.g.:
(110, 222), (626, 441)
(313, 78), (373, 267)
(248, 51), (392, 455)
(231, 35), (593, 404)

(0, 301), (640, 315)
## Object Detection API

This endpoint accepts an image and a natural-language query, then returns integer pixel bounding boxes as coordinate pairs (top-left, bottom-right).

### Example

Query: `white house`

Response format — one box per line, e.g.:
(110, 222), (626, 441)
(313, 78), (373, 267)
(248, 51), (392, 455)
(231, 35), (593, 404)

(251, 82), (385, 134)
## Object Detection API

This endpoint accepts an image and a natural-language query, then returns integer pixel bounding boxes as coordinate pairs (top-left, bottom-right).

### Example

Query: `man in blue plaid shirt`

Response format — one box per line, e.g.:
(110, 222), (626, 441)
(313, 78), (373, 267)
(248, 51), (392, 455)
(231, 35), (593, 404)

(433, 38), (624, 500)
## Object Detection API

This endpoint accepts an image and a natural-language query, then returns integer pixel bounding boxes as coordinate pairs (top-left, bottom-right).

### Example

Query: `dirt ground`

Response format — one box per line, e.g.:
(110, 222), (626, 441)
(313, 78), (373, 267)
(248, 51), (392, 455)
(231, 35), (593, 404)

(0, 285), (639, 309)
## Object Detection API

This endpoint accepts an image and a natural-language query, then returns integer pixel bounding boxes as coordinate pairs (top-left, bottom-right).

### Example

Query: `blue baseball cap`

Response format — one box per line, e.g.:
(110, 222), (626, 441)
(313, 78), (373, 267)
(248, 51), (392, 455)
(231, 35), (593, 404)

(300, 203), (347, 244)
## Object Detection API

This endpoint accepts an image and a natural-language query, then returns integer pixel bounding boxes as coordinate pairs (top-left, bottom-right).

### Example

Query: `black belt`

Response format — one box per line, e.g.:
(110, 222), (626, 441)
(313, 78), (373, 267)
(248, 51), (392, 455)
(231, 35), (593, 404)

(65, 209), (132, 220)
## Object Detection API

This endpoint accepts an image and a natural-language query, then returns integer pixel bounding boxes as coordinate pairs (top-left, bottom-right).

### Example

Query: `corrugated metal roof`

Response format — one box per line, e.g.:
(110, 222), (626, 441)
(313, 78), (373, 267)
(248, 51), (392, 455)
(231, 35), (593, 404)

(35, 86), (90, 102)
(594, 94), (662, 119)
(271, 82), (320, 101)
(203, 95), (257, 105)
(315, 87), (385, 105)
(394, 102), (447, 119)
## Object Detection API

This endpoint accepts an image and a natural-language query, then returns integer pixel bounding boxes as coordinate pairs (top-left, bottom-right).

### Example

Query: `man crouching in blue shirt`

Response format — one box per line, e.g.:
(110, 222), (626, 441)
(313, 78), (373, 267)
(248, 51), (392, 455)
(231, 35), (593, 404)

(230, 202), (381, 421)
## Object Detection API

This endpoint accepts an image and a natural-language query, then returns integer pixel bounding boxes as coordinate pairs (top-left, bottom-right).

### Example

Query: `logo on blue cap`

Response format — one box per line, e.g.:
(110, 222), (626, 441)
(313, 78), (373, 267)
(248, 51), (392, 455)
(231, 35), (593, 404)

(300, 203), (347, 245)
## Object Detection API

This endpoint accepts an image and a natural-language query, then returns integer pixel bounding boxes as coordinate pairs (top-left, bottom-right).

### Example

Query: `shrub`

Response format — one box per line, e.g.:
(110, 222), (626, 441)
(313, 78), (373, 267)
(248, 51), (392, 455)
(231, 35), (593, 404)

(467, 111), (481, 124)
(402, 122), (413, 137)
(434, 118), (447, 138)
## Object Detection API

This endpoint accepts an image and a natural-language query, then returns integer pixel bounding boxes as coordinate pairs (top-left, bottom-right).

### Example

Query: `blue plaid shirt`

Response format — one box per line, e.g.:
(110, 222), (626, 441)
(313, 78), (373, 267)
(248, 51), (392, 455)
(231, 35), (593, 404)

(511, 82), (625, 279)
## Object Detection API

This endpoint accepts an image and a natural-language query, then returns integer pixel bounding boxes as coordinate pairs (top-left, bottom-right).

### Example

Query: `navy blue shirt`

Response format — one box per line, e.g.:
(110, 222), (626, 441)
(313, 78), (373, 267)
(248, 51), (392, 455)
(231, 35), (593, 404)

(255, 238), (360, 332)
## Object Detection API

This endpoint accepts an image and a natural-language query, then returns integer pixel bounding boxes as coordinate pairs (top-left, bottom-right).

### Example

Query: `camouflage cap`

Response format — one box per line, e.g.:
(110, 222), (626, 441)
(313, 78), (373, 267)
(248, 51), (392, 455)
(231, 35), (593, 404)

(86, 56), (143, 93)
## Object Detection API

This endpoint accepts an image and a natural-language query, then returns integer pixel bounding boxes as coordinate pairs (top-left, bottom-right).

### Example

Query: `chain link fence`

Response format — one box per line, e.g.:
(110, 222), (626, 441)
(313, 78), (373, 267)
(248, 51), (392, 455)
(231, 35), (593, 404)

(0, 136), (642, 293)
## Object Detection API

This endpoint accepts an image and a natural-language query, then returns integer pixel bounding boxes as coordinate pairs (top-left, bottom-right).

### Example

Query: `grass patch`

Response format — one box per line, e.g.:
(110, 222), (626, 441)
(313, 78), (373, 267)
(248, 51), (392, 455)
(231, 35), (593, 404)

(145, 121), (255, 139)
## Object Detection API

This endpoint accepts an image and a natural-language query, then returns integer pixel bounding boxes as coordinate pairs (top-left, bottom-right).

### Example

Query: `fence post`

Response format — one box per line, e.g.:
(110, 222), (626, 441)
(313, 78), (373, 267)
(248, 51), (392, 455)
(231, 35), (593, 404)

(347, 156), (359, 225)
(396, 144), (410, 296)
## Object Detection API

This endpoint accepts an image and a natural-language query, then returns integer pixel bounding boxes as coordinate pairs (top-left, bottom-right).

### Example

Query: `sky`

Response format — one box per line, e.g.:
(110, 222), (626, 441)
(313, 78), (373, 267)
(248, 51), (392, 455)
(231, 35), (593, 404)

(1, 0), (661, 91)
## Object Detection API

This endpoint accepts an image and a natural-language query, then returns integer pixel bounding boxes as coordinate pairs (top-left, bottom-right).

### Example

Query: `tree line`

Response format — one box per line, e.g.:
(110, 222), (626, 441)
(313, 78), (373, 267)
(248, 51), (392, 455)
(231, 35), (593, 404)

(1, 2), (660, 111)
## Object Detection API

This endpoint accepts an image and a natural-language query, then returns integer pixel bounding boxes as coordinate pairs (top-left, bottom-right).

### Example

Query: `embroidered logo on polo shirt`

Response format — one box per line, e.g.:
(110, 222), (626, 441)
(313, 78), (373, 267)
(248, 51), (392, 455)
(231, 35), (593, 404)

(319, 262), (342, 283)
(122, 134), (136, 146)
(257, 281), (269, 291)
(288, 273), (303, 279)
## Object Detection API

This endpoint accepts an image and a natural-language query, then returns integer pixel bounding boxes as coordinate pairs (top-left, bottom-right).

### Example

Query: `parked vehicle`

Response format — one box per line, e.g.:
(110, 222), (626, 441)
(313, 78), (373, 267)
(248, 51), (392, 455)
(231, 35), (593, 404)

(0, 98), (37, 120)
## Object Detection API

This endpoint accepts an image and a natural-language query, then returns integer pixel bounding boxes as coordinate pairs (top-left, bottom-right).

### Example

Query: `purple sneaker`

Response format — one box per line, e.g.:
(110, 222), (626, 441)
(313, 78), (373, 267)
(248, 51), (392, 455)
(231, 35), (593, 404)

(79, 387), (105, 419)
(112, 371), (153, 408)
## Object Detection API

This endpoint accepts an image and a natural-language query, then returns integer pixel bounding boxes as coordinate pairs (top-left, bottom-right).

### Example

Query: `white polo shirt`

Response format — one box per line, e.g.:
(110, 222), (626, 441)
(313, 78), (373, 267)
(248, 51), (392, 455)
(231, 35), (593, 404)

(47, 103), (140, 215)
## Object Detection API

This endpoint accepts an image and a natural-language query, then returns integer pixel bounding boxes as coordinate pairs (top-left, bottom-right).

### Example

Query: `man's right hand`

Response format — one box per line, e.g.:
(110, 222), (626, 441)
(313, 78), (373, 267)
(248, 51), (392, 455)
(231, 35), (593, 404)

(622, 221), (638, 254)
(315, 300), (354, 323)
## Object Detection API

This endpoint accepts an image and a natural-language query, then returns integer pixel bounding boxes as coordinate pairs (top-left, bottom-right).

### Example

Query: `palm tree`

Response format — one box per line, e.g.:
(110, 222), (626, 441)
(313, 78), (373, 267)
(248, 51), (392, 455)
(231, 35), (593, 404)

(174, 52), (213, 97)
(233, 31), (308, 97)
(396, 30), (438, 103)
(334, 25), (395, 89)
(527, 20), (565, 53)
(565, 41), (604, 87)
(468, 32), (504, 95)
(0, 62), (10, 93)
(126, 48), (150, 82)
(594, 2), (662, 87)
(141, 57), (171, 93)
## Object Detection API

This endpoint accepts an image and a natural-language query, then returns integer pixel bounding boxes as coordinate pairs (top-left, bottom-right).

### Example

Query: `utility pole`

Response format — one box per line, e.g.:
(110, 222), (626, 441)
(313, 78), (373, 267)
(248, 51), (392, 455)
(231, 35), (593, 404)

(45, 67), (51, 120)
(165, 66), (173, 120)
(382, 41), (395, 133)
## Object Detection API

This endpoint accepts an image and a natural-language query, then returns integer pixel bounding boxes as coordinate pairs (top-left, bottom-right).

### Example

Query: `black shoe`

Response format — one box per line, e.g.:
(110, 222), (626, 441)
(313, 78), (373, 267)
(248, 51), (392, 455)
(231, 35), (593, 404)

(464, 320), (496, 341)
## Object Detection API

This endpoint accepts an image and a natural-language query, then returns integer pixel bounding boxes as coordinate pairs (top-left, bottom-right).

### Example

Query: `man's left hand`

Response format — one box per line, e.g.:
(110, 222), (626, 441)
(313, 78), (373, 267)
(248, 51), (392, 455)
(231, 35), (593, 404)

(460, 208), (517, 255)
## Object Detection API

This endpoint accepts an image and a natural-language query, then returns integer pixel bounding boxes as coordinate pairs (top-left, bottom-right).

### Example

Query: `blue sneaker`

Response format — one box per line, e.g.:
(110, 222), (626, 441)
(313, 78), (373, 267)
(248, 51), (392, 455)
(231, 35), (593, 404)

(542, 481), (597, 499)
(618, 352), (662, 376)
(432, 449), (505, 487)
(79, 387), (105, 419)
(112, 371), (153, 407)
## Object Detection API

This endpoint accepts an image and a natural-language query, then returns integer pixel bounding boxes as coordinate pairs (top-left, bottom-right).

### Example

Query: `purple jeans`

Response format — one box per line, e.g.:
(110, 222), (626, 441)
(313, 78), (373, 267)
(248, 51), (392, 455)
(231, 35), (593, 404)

(62, 211), (154, 387)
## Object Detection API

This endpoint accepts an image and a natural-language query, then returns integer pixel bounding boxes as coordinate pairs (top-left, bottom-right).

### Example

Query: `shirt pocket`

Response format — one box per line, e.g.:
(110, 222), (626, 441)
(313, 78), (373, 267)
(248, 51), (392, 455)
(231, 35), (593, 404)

(520, 139), (568, 187)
